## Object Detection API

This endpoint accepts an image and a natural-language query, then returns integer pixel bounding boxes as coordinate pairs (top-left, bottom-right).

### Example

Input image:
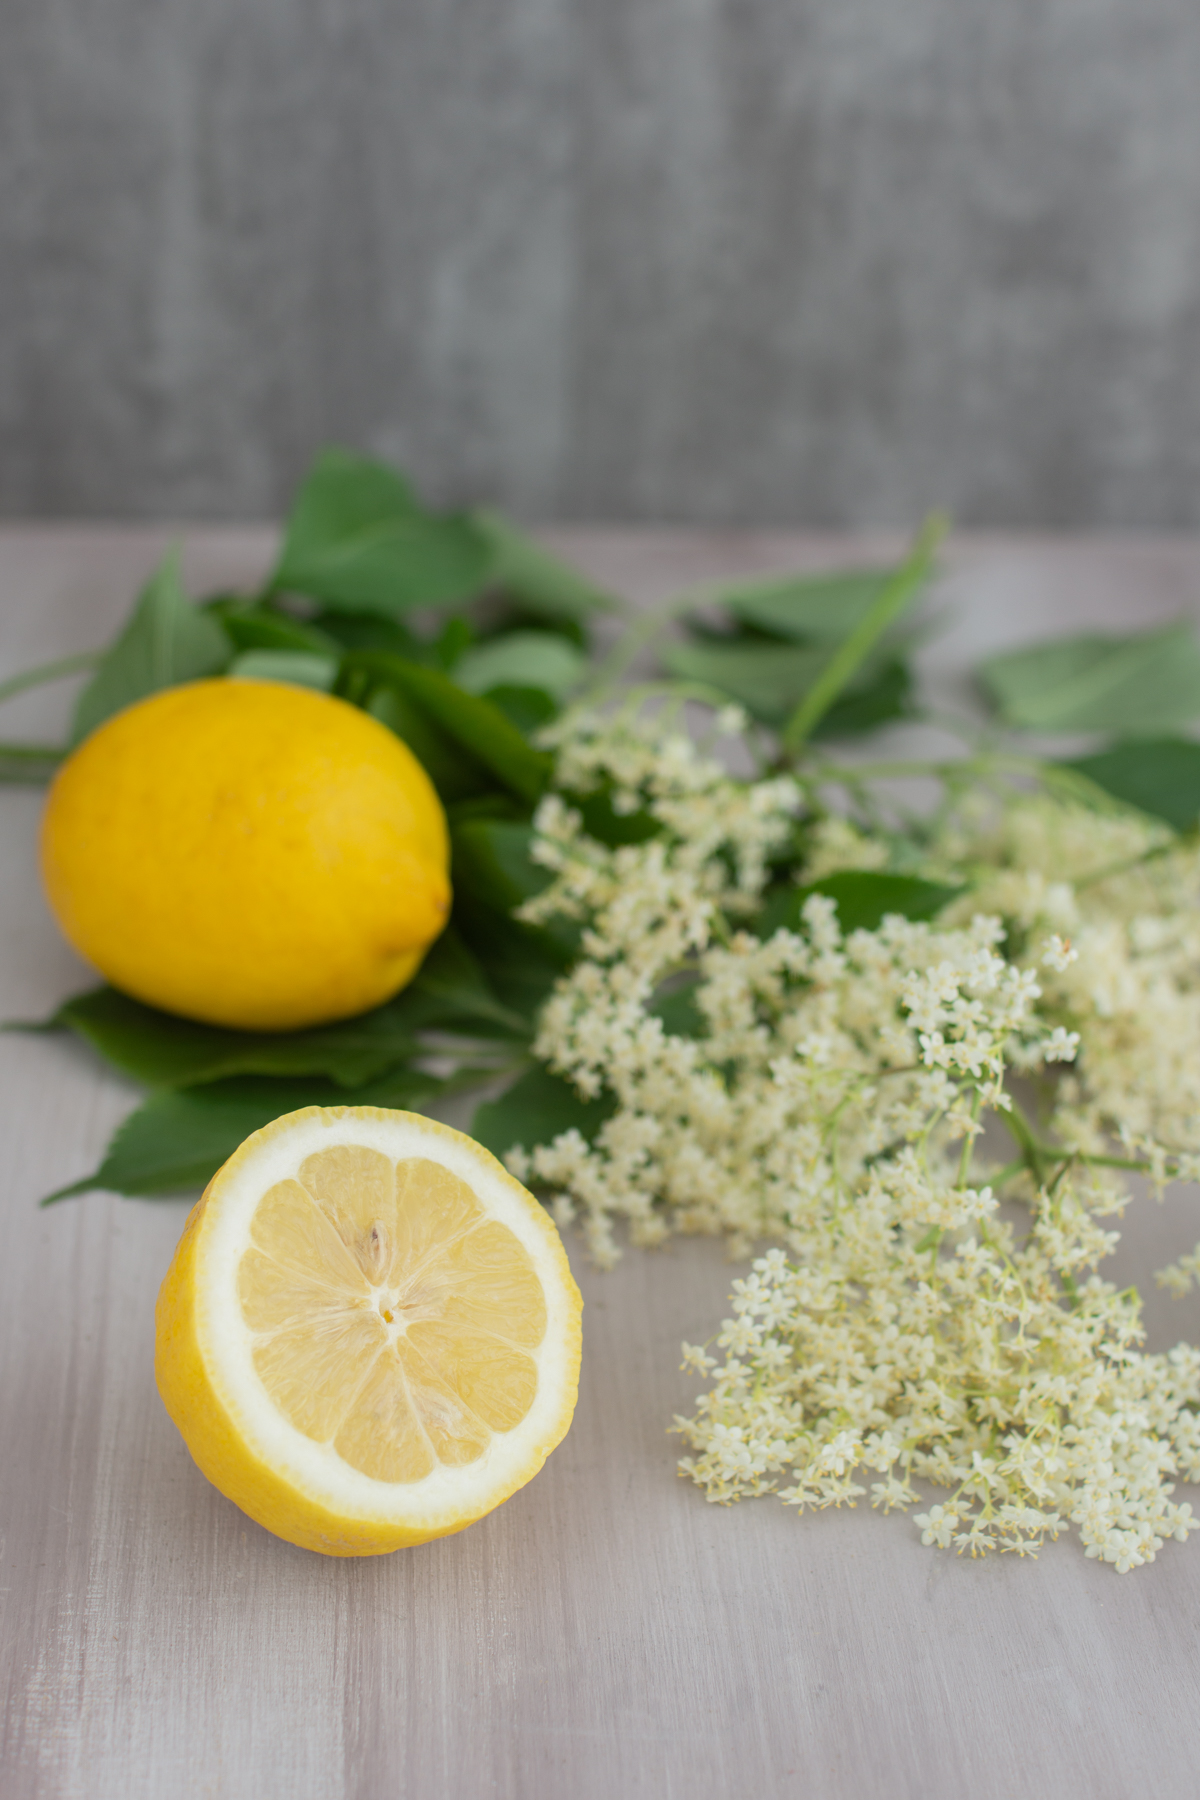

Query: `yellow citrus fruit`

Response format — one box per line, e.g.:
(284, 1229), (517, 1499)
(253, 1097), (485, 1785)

(155, 1106), (582, 1555)
(40, 678), (450, 1030)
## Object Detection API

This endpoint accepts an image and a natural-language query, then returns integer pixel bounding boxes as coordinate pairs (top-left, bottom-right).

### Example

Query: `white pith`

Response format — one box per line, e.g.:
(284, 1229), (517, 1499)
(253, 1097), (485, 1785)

(195, 1109), (579, 1528)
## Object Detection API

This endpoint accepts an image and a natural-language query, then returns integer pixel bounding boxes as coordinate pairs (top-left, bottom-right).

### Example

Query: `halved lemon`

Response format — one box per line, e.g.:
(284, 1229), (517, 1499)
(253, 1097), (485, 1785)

(155, 1107), (582, 1555)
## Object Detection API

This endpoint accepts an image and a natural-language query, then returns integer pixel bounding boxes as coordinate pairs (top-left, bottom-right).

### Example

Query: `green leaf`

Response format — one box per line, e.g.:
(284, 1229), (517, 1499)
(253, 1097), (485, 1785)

(720, 569), (899, 642)
(446, 826), (572, 1022)
(472, 511), (618, 625)
(433, 616), (475, 672)
(207, 601), (341, 656)
(664, 638), (898, 730)
(19, 928), (528, 1097)
(452, 631), (586, 702)
(471, 1064), (615, 1161)
(1062, 739), (1200, 833)
(407, 925), (532, 1037)
(782, 516), (945, 751)
(71, 550), (231, 744)
(451, 819), (551, 914)
(340, 653), (551, 804)
(574, 786), (660, 847)
(665, 638), (826, 722)
(483, 685), (559, 735)
(363, 685), (490, 803)
(270, 449), (489, 618)
(445, 793), (527, 826)
(454, 909), (568, 1020)
(649, 976), (705, 1038)
(757, 871), (964, 938)
(978, 621), (1200, 734)
(27, 985), (425, 1089)
(812, 656), (912, 740)
(228, 650), (339, 691)
(42, 1066), (452, 1203)
(312, 611), (427, 657)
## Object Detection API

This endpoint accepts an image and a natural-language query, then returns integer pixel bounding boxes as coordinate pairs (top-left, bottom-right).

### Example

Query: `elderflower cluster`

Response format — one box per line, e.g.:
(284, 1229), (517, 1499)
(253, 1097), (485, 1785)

(508, 709), (1200, 1570)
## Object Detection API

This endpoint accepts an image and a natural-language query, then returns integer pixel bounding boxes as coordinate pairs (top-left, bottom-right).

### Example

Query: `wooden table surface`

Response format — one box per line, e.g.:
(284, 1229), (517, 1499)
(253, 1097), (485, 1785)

(4, 526), (1200, 1800)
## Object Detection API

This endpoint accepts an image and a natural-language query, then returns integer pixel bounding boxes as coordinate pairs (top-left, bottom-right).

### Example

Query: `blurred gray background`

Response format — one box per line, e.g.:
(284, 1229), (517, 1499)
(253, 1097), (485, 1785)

(4, 0), (1200, 526)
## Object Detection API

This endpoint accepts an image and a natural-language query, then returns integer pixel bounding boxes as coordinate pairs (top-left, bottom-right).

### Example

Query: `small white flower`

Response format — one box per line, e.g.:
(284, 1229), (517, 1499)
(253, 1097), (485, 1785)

(914, 1505), (959, 1549)
(1042, 933), (1080, 973)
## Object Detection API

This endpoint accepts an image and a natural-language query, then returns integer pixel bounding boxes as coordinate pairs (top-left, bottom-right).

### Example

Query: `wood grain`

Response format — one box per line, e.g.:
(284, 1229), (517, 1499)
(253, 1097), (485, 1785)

(3, 529), (1200, 1800)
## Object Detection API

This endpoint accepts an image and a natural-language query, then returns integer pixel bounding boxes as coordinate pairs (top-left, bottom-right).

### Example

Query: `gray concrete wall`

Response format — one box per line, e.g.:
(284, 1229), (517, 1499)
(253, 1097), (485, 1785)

(4, 0), (1200, 526)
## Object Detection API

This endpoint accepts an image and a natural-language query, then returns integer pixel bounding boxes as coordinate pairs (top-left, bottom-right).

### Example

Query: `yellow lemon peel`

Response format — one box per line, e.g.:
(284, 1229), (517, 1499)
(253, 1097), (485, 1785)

(41, 679), (450, 1030)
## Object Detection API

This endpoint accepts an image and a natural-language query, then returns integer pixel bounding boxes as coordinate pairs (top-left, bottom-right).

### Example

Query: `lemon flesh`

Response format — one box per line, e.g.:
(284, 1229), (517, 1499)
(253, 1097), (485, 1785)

(40, 679), (451, 1031)
(155, 1107), (582, 1554)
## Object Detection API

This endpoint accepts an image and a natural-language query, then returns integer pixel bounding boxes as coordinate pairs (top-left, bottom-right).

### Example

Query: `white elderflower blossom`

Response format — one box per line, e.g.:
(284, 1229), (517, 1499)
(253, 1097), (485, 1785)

(512, 713), (1200, 1570)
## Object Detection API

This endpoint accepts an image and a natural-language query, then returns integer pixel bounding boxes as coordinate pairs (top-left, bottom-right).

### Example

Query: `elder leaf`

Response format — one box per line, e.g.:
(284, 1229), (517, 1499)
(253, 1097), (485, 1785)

(978, 621), (1200, 733)
(484, 685), (559, 734)
(361, 682), (491, 803)
(451, 818), (552, 913)
(70, 550), (231, 744)
(719, 569), (899, 642)
(453, 631), (586, 702)
(1063, 738), (1200, 834)
(472, 511), (618, 624)
(270, 449), (490, 618)
(757, 871), (964, 938)
(228, 650), (339, 691)
(472, 1065), (615, 1161)
(409, 925), (532, 1037)
(207, 601), (341, 656)
(813, 656), (912, 739)
(41, 1066), (455, 1203)
(340, 655), (550, 802)
(339, 653), (551, 804)
(446, 825), (573, 1022)
(664, 639), (908, 734)
(26, 986), (424, 1089)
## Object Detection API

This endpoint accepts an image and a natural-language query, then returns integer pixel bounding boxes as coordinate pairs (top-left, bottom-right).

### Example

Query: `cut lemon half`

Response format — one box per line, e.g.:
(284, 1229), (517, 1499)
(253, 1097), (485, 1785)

(155, 1107), (582, 1555)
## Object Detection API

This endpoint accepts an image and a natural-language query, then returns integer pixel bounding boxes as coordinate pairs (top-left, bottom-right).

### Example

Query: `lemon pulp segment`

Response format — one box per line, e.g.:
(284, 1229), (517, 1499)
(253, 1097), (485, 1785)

(238, 1147), (546, 1481)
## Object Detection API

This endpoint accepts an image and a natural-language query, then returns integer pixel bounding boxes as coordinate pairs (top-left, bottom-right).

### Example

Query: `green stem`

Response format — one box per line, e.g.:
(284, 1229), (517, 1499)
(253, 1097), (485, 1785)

(1004, 1110), (1156, 1184)
(612, 676), (747, 717)
(1006, 1124), (1179, 1183)
(0, 741), (67, 759)
(0, 651), (100, 706)
(1074, 840), (1182, 892)
(1002, 1098), (1046, 1183)
(1043, 1148), (1163, 1175)
(808, 749), (1047, 785)
(781, 515), (947, 753)
(1045, 1155), (1076, 1199)
(957, 1089), (982, 1187)
(986, 1157), (1031, 1190)
(577, 586), (717, 704)
(0, 741), (67, 783)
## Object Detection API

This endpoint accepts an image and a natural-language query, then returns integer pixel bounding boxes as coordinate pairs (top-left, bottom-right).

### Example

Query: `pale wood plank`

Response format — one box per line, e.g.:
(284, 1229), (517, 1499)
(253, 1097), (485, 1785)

(3, 528), (1200, 1800)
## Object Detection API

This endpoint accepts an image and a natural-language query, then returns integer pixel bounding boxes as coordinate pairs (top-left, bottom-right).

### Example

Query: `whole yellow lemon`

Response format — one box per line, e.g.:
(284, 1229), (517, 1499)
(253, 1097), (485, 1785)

(40, 679), (451, 1031)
